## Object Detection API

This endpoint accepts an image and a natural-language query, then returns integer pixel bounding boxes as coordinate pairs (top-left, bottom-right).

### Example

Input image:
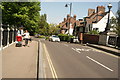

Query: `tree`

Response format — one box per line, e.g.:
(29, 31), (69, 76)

(117, 10), (120, 36)
(110, 10), (120, 36)
(2, 2), (41, 35)
(39, 14), (50, 36)
(49, 24), (60, 35)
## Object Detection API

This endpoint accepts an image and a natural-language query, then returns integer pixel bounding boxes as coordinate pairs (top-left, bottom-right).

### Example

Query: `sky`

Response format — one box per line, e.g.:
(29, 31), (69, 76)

(40, 2), (119, 24)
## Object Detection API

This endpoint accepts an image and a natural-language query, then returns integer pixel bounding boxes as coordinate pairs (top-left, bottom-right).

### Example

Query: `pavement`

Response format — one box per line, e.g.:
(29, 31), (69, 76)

(86, 43), (120, 56)
(0, 50), (2, 80)
(2, 40), (38, 79)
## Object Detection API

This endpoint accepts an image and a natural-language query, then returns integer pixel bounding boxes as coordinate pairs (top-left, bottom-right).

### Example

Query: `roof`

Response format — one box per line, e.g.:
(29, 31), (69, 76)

(86, 11), (108, 23)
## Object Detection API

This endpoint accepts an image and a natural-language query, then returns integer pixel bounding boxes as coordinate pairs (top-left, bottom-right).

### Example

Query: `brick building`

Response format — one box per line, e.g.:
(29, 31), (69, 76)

(60, 5), (116, 35)
(59, 14), (84, 36)
(59, 5), (116, 42)
(84, 6), (116, 32)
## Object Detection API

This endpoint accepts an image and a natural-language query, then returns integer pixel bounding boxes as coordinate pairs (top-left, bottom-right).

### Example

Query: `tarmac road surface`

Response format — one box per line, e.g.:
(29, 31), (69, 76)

(40, 40), (119, 80)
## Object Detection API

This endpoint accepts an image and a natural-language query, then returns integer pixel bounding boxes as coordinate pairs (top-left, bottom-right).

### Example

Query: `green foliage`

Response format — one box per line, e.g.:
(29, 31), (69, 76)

(38, 35), (45, 38)
(110, 17), (119, 35)
(2, 2), (41, 35)
(117, 10), (120, 36)
(88, 30), (99, 35)
(38, 17), (60, 36)
(58, 34), (73, 41)
(49, 24), (60, 35)
(110, 10), (120, 36)
(45, 36), (49, 40)
(39, 14), (50, 36)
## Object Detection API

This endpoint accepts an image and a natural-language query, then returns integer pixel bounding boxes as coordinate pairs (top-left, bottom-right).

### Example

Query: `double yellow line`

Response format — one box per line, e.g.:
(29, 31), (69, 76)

(43, 44), (58, 80)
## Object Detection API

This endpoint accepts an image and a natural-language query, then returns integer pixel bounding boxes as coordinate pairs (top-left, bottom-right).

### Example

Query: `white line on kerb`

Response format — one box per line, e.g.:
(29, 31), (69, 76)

(86, 56), (113, 72)
(39, 41), (44, 78)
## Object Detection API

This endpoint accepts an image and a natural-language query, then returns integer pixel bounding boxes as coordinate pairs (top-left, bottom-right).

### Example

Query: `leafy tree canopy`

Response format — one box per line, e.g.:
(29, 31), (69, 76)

(110, 10), (120, 36)
(49, 23), (60, 35)
(38, 14), (50, 36)
(2, 2), (41, 35)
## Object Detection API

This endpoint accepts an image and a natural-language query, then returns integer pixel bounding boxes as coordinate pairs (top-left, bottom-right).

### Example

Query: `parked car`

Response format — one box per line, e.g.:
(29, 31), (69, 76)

(73, 38), (79, 43)
(49, 35), (60, 42)
(70, 37), (79, 43)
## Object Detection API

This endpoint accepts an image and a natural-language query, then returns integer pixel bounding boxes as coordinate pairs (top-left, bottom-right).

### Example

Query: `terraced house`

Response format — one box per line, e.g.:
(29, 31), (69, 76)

(84, 6), (116, 33)
(59, 14), (84, 36)
(60, 5), (116, 35)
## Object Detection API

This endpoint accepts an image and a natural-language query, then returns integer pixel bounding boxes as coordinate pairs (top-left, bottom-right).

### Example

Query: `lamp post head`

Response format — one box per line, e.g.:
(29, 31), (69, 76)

(108, 3), (112, 10)
(65, 4), (68, 7)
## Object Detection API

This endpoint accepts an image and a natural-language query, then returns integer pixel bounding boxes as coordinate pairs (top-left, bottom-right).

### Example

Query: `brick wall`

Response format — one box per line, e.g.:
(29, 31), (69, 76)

(83, 34), (99, 44)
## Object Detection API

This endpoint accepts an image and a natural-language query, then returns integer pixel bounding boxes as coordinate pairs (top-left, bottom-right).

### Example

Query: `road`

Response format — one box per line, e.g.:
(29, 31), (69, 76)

(39, 39), (119, 80)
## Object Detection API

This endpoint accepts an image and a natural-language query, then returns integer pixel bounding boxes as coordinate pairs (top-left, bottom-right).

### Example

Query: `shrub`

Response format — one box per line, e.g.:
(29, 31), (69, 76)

(38, 35), (45, 38)
(45, 36), (49, 40)
(58, 34), (74, 42)
(88, 30), (99, 35)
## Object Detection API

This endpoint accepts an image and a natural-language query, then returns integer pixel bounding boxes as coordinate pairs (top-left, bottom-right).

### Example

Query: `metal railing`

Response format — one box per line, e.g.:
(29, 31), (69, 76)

(0, 24), (17, 50)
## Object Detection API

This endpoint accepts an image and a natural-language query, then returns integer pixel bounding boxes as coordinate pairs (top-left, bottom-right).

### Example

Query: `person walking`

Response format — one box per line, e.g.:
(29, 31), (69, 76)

(17, 27), (24, 36)
(24, 30), (30, 47)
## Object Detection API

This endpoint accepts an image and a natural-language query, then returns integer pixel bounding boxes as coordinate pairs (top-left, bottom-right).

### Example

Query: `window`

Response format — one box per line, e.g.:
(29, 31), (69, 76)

(88, 24), (92, 31)
(93, 28), (99, 31)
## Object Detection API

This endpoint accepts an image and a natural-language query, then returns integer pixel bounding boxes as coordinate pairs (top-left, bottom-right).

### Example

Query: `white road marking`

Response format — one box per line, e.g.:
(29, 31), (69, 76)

(71, 47), (81, 53)
(43, 44), (58, 80)
(39, 41), (44, 78)
(76, 48), (91, 51)
(86, 56), (114, 72)
(64, 44), (68, 47)
(72, 47), (76, 51)
(76, 50), (81, 53)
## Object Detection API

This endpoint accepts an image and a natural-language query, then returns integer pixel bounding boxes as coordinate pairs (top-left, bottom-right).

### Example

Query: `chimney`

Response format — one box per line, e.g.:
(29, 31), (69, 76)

(88, 9), (95, 16)
(67, 14), (70, 20)
(96, 6), (105, 13)
(73, 15), (76, 20)
(64, 18), (66, 21)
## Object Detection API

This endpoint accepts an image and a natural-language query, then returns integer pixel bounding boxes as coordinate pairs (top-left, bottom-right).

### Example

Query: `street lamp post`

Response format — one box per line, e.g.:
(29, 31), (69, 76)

(65, 3), (72, 35)
(105, 3), (112, 32)
(65, 3), (72, 17)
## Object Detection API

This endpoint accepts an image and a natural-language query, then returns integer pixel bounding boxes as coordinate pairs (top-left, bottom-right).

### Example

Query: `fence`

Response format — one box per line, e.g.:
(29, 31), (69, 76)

(0, 25), (17, 50)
